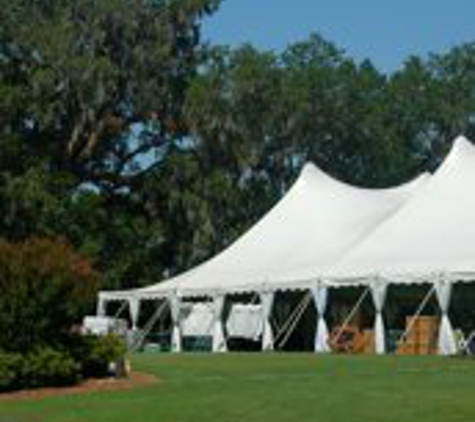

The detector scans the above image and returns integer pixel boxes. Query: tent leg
[370,280,388,355]
[312,284,330,353]
[212,294,227,353]
[435,280,457,355]
[170,294,182,353]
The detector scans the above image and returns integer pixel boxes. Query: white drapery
[226,304,263,340]
[370,281,387,354]
[311,284,330,353]
[96,297,106,317]
[212,295,227,352]
[170,294,182,352]
[435,280,457,355]
[128,297,141,330]
[260,292,275,351]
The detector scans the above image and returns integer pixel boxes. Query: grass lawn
[0,353,474,422]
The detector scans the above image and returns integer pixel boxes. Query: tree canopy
[1,1,475,291]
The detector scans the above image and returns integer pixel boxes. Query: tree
[0,0,221,286]
[0,0,220,190]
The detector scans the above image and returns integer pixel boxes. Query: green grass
[1,353,474,422]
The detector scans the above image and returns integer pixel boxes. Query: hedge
[0,334,126,392]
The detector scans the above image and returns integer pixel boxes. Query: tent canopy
[100,161,427,300]
[322,136,475,283]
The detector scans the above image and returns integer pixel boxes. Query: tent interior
[95,136,475,356]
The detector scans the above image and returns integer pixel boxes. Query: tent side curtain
[212,295,227,353]
[434,280,457,355]
[170,295,182,352]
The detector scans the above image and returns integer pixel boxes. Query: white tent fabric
[100,162,426,301]
[370,281,388,354]
[170,295,182,352]
[434,280,458,355]
[181,302,263,339]
[181,303,214,336]
[260,292,275,350]
[96,297,106,317]
[128,297,140,330]
[311,284,330,353]
[324,136,475,282]
[211,295,227,352]
[226,304,263,340]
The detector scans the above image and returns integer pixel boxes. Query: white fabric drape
[128,297,140,330]
[370,281,388,354]
[212,295,227,353]
[170,294,182,352]
[226,304,263,340]
[260,292,275,351]
[311,285,330,353]
[96,297,106,317]
[435,280,457,355]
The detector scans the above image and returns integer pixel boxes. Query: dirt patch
[0,371,158,402]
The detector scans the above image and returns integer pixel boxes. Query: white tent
[97,135,475,356]
[97,159,428,352]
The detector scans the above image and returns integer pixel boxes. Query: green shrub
[67,333,126,378]
[0,336,125,392]
[21,347,81,388]
[83,334,127,378]
[0,348,81,391]
[0,351,22,391]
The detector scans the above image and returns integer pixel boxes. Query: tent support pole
[273,292,311,346]
[275,292,312,350]
[397,284,435,346]
[331,286,370,346]
[131,299,169,352]
[113,300,128,319]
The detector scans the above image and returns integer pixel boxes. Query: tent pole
[331,286,370,346]
[131,299,169,352]
[397,284,435,346]
[273,291,311,345]
[434,279,458,355]
[113,300,128,319]
[275,292,312,350]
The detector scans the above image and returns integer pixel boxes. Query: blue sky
[203,0,475,73]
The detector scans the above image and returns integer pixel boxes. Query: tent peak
[434,135,475,177]
[447,135,474,162]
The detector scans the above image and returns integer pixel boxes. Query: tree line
[1,0,475,294]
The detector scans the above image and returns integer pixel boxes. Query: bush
[0,335,126,392]
[21,348,81,388]
[0,348,81,391]
[67,333,127,378]
[83,334,127,378]
[0,237,99,353]
[0,351,22,392]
